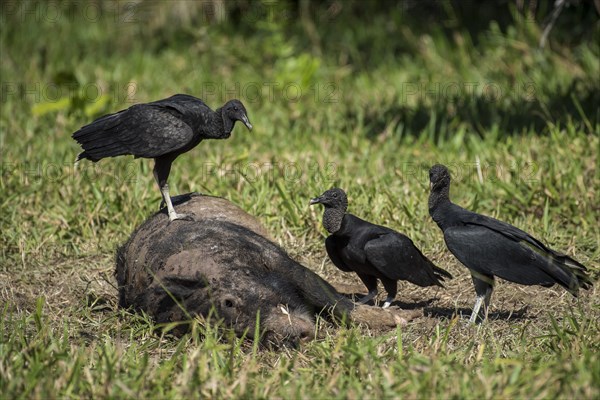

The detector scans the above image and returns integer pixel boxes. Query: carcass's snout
[295,316,316,343]
[262,305,316,348]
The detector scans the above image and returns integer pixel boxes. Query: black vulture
[72,94,252,221]
[310,188,452,308]
[428,164,593,322]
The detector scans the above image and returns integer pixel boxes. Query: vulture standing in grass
[428,164,593,323]
[72,94,252,221]
[310,188,452,308]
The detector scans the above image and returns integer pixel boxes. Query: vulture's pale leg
[381,278,398,309]
[470,273,495,324]
[382,297,395,309]
[470,295,485,324]
[153,158,193,222]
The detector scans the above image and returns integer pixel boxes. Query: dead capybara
[116,193,410,347]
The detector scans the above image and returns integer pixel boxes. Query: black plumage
[310,188,452,308]
[72,94,252,221]
[428,164,593,322]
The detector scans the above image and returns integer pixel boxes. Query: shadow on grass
[424,305,531,322]
[343,292,437,310]
[355,80,598,139]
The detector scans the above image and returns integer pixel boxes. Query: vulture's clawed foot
[168,212,195,222]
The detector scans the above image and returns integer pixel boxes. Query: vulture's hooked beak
[309,196,322,205]
[241,114,253,131]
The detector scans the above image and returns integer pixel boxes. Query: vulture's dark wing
[148,94,207,110]
[325,236,354,272]
[72,103,194,160]
[364,232,447,286]
[124,105,195,158]
[444,224,586,294]
[460,212,591,291]
[146,94,212,128]
[464,212,553,252]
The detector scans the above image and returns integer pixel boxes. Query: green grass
[1,1,599,398]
